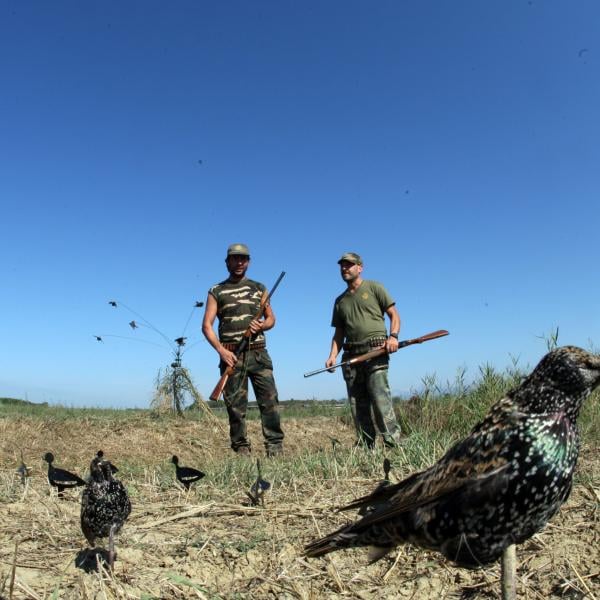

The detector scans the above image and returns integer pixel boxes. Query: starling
[81,453,131,569]
[305,346,600,568]
[43,452,86,498]
[171,455,205,489]
[246,459,271,506]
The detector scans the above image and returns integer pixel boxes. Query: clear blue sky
[1,1,598,408]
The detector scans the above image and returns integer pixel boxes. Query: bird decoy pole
[501,544,516,600]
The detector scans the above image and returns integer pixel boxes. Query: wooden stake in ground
[501,544,516,600]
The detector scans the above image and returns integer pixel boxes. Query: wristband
[389,332,399,339]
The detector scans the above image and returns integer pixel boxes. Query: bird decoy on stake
[358,457,392,517]
[247,459,271,506]
[171,455,205,490]
[16,451,31,485]
[81,452,131,570]
[43,452,86,498]
[305,346,600,599]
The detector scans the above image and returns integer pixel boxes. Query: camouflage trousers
[221,349,284,453]
[342,353,402,448]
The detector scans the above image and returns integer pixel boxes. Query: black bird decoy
[81,453,131,569]
[358,457,392,516]
[16,451,31,485]
[305,347,600,580]
[174,337,187,346]
[108,301,117,307]
[246,459,271,506]
[171,455,205,490]
[97,450,118,474]
[43,452,86,498]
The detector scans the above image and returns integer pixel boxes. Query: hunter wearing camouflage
[202,243,284,457]
[325,252,403,448]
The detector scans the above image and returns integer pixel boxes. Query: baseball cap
[227,243,250,257]
[337,252,363,265]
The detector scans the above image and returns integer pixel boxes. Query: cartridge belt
[221,341,266,352]
[343,336,387,355]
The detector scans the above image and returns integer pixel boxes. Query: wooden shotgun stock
[209,271,286,401]
[303,329,449,378]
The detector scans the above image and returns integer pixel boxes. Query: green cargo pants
[221,349,284,454]
[342,353,402,448]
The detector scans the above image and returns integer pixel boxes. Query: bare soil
[0,414,598,599]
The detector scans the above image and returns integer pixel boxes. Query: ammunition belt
[221,341,266,351]
[343,336,387,355]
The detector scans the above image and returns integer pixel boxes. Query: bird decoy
[358,457,392,516]
[305,346,600,596]
[246,459,271,506]
[97,451,118,474]
[171,455,205,490]
[43,452,86,497]
[16,451,31,485]
[174,337,187,346]
[81,453,131,569]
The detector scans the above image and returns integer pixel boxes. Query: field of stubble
[0,410,598,600]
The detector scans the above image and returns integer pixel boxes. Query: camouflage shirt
[209,278,267,345]
[332,280,394,344]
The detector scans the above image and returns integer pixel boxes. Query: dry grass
[0,412,598,600]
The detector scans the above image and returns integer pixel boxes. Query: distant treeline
[0,397,48,407]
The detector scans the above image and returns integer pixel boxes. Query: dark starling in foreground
[171,455,205,489]
[305,346,600,568]
[43,452,86,498]
[81,453,131,569]
[246,459,271,506]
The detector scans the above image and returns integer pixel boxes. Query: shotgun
[303,329,449,378]
[209,271,286,401]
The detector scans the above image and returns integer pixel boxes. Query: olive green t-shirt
[331,280,394,343]
[208,278,266,344]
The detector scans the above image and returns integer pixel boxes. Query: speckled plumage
[81,454,131,561]
[305,346,600,568]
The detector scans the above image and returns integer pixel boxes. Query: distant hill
[0,397,48,407]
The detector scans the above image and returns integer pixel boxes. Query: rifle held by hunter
[303,329,449,378]
[210,271,286,401]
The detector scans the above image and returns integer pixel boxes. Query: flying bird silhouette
[305,346,600,571]
[129,321,138,330]
[93,335,103,342]
[108,301,117,307]
[174,337,187,346]
[81,453,131,569]
[195,301,204,308]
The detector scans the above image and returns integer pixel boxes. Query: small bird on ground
[305,346,600,572]
[81,453,131,569]
[171,455,205,489]
[358,457,392,516]
[16,451,31,485]
[43,452,86,497]
[246,459,271,506]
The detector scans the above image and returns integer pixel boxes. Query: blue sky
[1,1,598,408]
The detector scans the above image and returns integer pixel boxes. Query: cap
[227,243,250,257]
[337,252,363,265]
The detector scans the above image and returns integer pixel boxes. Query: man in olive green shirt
[326,252,403,448]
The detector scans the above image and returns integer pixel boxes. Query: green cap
[337,252,363,265]
[227,243,250,257]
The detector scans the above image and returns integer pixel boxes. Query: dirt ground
[0,414,598,599]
